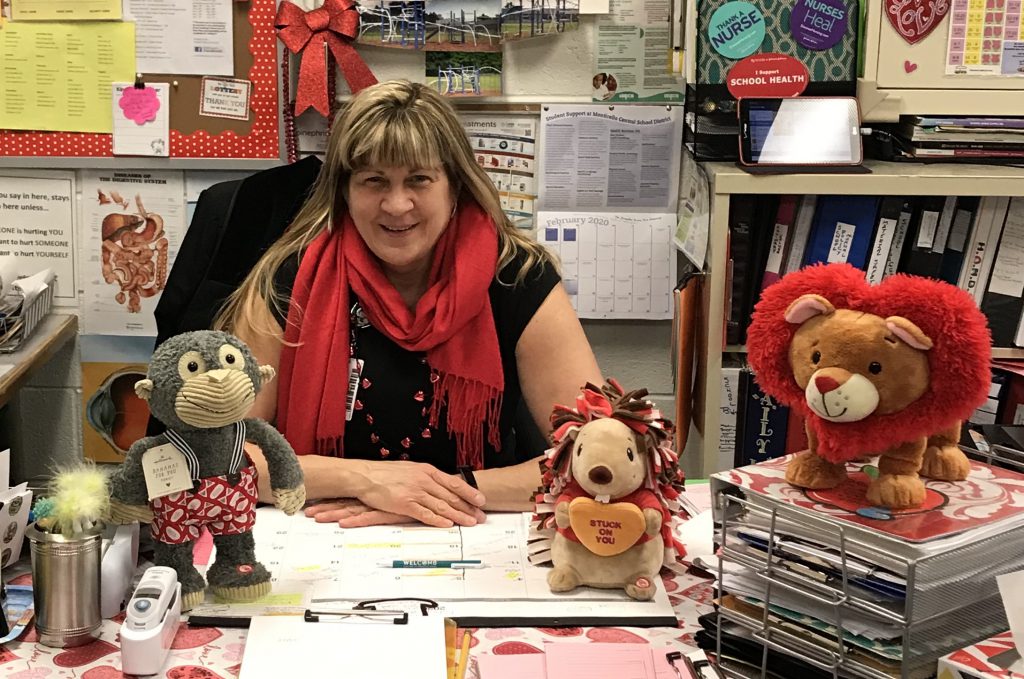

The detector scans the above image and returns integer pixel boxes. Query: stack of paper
[476,642,686,679]
[707,455,1024,678]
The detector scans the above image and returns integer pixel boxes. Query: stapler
[120,566,180,676]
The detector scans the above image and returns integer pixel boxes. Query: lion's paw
[866,473,925,509]
[920,445,970,482]
[785,451,847,490]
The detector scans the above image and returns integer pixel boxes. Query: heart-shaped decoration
[568,497,646,557]
[884,0,951,45]
[904,60,918,73]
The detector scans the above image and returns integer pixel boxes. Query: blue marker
[380,559,484,569]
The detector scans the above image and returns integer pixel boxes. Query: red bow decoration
[275,0,377,117]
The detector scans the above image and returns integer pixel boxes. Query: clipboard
[238,598,448,679]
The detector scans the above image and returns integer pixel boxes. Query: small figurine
[533,380,685,601]
[107,330,305,610]
[746,263,991,509]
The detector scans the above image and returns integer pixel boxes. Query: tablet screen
[741,98,862,165]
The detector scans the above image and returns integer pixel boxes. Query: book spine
[783,195,816,275]
[912,147,1024,158]
[760,196,797,290]
[883,200,914,279]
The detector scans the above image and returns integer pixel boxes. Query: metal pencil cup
[26,523,102,647]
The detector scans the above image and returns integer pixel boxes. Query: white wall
[9,14,676,482]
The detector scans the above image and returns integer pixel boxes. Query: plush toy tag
[345,358,364,422]
[142,444,194,500]
[568,497,646,557]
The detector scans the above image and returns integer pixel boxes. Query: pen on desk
[380,559,484,569]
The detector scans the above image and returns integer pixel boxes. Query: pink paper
[476,653,547,679]
[118,86,160,125]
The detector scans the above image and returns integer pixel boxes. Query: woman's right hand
[353,460,487,528]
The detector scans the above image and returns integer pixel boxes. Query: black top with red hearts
[272,249,561,473]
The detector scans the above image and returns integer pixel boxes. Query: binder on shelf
[938,197,979,285]
[782,195,817,276]
[981,197,1024,347]
[673,266,703,452]
[899,196,947,280]
[802,195,880,270]
[733,368,789,468]
[959,196,1011,305]
[865,196,905,284]
[759,195,797,291]
[882,199,915,279]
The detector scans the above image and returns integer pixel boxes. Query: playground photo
[425,50,503,96]
[359,0,503,52]
[499,0,580,41]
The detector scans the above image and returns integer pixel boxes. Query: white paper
[0,173,76,301]
[826,222,855,263]
[112,83,170,157]
[0,482,32,568]
[538,212,675,319]
[675,150,709,269]
[865,217,897,285]
[915,210,939,250]
[232,509,676,625]
[79,170,186,335]
[580,0,610,13]
[240,613,447,679]
[461,114,538,230]
[998,570,1024,669]
[595,0,682,103]
[124,0,233,76]
[11,268,53,307]
[199,76,251,121]
[294,110,329,158]
[539,105,682,212]
[0,449,9,493]
[988,197,1024,298]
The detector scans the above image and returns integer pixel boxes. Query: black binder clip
[134,73,145,89]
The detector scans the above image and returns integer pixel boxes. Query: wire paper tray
[709,477,1020,679]
[0,279,54,353]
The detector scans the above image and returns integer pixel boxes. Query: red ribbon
[275,0,377,117]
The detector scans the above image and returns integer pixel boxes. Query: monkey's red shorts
[150,466,258,544]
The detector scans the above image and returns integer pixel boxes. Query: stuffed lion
[746,263,991,509]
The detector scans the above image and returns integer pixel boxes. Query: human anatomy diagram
[97,190,169,313]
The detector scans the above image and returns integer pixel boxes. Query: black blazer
[153,156,323,347]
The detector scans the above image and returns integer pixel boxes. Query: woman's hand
[305,499,417,528]
[352,461,487,528]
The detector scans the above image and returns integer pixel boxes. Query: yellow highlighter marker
[455,630,471,679]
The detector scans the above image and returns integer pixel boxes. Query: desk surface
[0,568,713,678]
[0,313,77,410]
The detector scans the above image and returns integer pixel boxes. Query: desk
[0,314,77,410]
[0,568,714,678]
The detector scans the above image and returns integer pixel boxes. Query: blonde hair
[216,80,553,336]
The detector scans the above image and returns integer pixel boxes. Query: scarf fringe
[430,371,502,470]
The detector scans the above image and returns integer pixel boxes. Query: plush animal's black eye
[869,362,882,374]
[811,351,821,364]
[576,444,583,457]
[225,354,235,364]
[187,361,199,373]
[626,448,634,461]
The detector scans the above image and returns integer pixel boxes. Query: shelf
[724,345,747,353]
[0,314,77,410]
[993,348,1024,360]
[702,161,1024,198]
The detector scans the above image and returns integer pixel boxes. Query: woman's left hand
[304,499,417,528]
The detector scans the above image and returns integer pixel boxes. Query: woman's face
[347,165,455,280]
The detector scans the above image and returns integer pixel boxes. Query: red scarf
[276,201,503,469]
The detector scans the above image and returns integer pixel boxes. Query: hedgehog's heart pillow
[568,497,645,557]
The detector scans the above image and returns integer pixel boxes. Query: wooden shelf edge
[0,314,78,410]
[992,348,1024,360]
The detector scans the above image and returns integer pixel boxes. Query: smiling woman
[216,80,603,530]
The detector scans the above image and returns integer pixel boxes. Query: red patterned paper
[721,455,1024,542]
[946,631,1017,677]
[885,0,952,45]
[0,0,279,159]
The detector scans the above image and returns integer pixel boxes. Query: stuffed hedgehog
[531,381,686,601]
[107,330,305,611]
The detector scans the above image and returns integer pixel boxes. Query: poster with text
[593,0,682,102]
[462,113,537,229]
[79,170,186,335]
[0,172,77,302]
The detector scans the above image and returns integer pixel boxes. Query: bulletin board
[0,0,280,159]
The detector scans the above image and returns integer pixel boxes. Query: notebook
[238,611,447,679]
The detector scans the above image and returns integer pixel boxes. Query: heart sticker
[885,0,951,45]
[905,60,918,72]
[568,497,646,557]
